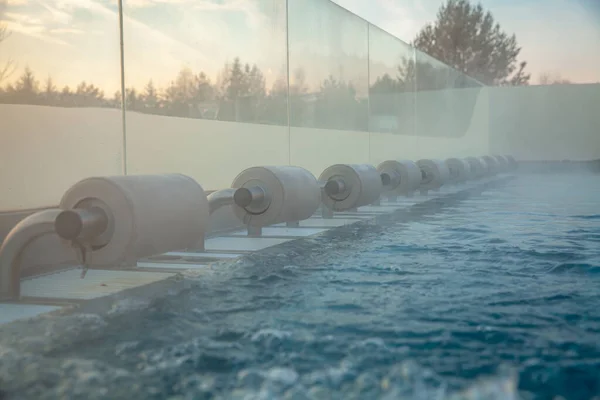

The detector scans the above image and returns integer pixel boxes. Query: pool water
[1,174,600,400]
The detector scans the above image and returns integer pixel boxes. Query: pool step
[20,269,175,301]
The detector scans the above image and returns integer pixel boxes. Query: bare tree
[0,22,16,84]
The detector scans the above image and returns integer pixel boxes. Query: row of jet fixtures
[0,155,516,300]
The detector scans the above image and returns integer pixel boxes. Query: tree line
[0,58,361,129]
[0,55,477,129]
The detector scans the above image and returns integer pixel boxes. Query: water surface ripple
[1,175,600,399]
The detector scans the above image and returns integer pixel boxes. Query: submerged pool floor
[1,174,600,400]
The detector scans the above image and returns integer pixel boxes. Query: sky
[333,0,600,84]
[0,0,599,95]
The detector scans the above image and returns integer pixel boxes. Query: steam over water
[1,174,599,399]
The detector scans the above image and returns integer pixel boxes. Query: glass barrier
[414,50,451,140]
[450,67,483,142]
[367,24,419,164]
[122,0,288,126]
[121,0,290,191]
[287,0,369,132]
[368,24,416,135]
[0,0,492,212]
[0,0,124,211]
[287,0,370,177]
[414,49,481,140]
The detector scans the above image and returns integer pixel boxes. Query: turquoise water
[1,174,600,399]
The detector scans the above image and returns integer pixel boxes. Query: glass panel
[414,50,482,139]
[122,0,288,126]
[121,0,290,190]
[287,0,369,132]
[368,24,415,135]
[0,0,123,211]
[367,24,419,164]
[448,67,482,141]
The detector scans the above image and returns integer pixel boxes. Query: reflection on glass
[0,0,123,210]
[0,1,122,108]
[368,25,415,135]
[288,0,368,131]
[121,0,288,125]
[415,51,452,91]
[414,50,482,138]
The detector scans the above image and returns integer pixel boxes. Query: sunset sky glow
[0,0,598,94]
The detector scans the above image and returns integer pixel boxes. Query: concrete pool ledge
[0,176,514,327]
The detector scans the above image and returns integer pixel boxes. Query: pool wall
[488,83,600,162]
